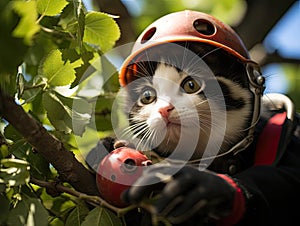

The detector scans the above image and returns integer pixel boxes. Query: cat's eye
[181,77,203,94]
[140,88,156,104]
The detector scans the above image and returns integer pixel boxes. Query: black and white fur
[121,42,254,160]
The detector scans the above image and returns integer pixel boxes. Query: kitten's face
[122,44,253,160]
[130,64,208,158]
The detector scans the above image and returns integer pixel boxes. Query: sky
[263,1,300,93]
[264,1,300,59]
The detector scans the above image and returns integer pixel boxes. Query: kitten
[120,42,253,161]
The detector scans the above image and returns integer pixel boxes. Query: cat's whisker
[121,128,138,139]
[181,47,221,76]
[148,130,159,150]
[181,42,189,70]
[194,99,209,106]
[200,47,222,60]
[122,121,146,134]
[122,122,148,140]
[132,126,149,139]
[136,129,153,150]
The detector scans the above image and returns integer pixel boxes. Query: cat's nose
[159,104,174,119]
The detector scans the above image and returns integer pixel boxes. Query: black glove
[123,164,245,225]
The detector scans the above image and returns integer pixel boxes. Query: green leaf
[17,72,25,99]
[61,48,81,64]
[49,217,64,226]
[94,95,115,131]
[37,0,69,16]
[49,196,75,218]
[43,91,92,135]
[43,91,73,134]
[4,124,22,142]
[9,141,51,180]
[58,2,86,45]
[101,56,119,93]
[8,140,29,158]
[0,183,5,193]
[0,73,17,97]
[29,152,52,180]
[12,0,40,45]
[0,158,30,187]
[24,31,58,70]
[21,85,44,104]
[0,1,29,76]
[0,144,9,159]
[77,5,86,46]
[71,48,96,88]
[39,49,76,86]
[59,3,79,33]
[0,194,10,225]
[7,197,49,226]
[81,207,122,226]
[65,201,89,226]
[83,12,120,52]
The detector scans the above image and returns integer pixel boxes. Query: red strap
[254,112,286,166]
[217,174,246,226]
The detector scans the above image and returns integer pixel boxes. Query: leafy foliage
[84,12,120,52]
[36,0,68,16]
[0,159,30,187]
[7,196,49,226]
[39,49,76,86]
[0,0,122,225]
[81,206,123,226]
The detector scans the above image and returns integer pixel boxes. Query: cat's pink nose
[159,104,174,119]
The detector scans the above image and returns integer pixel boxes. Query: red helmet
[119,10,265,154]
[119,10,255,87]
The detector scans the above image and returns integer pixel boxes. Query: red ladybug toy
[96,147,152,207]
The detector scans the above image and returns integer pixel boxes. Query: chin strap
[233,62,265,154]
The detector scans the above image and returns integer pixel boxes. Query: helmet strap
[232,62,265,155]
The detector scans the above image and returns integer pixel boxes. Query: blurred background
[84,0,300,110]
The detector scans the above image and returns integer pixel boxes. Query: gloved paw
[123,163,245,224]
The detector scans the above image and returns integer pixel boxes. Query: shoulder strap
[255,112,286,165]
[254,94,295,166]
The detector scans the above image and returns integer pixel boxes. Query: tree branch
[30,177,137,216]
[0,88,99,195]
[263,52,300,66]
[250,44,300,66]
